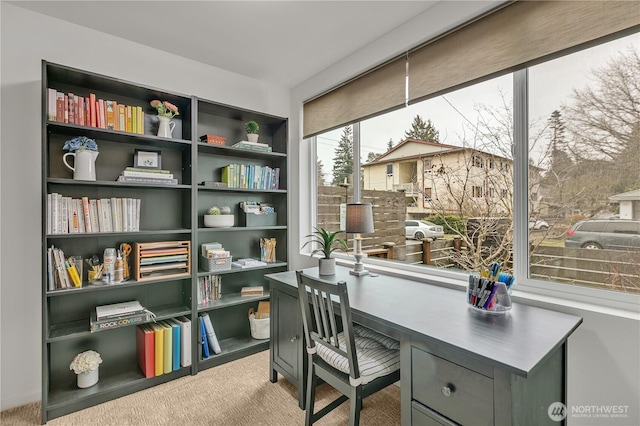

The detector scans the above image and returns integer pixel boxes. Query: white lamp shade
[345,203,374,234]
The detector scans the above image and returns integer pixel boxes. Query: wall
[289,2,639,425]
[0,3,289,410]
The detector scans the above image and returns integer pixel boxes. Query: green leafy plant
[208,206,231,215]
[301,227,348,259]
[244,120,259,134]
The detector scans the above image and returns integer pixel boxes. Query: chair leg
[305,362,317,426]
[348,387,362,426]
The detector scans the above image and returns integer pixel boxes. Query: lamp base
[349,268,369,277]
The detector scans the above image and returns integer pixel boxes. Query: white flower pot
[77,368,99,388]
[318,258,336,276]
[204,214,234,228]
[247,133,259,143]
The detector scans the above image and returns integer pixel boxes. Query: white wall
[0,3,289,410]
[289,2,640,425]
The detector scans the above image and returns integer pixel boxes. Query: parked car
[565,219,640,250]
[529,220,549,230]
[405,220,444,240]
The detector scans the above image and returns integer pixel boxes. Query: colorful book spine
[136,324,155,378]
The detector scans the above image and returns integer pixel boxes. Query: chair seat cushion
[316,326,400,385]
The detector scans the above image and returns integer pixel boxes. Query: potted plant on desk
[302,227,348,276]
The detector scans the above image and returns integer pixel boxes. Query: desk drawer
[412,400,457,426]
[412,347,493,426]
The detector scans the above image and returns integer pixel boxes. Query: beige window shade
[303,57,406,138]
[408,1,640,104]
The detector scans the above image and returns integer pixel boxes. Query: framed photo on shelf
[133,149,162,169]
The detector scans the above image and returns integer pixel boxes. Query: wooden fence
[317,186,406,257]
[530,246,640,293]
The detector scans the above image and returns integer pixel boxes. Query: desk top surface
[266,266,583,377]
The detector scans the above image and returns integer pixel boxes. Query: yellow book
[125,106,132,133]
[136,106,144,134]
[118,104,125,131]
[150,323,164,376]
[131,106,138,134]
[158,321,173,374]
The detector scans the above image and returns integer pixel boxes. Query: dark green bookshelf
[41,61,288,423]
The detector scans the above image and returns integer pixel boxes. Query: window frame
[307,50,639,316]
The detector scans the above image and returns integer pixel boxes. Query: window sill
[334,254,640,321]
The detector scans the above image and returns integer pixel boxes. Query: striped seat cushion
[315,327,400,385]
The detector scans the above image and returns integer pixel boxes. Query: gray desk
[266,267,582,425]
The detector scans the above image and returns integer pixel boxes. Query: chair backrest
[296,271,360,380]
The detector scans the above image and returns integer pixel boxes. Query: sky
[315,33,639,183]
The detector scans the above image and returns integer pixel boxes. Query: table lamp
[345,202,374,276]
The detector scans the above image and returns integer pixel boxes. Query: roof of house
[363,138,507,166]
[609,189,640,202]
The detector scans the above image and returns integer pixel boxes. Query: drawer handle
[290,335,298,342]
[441,383,455,397]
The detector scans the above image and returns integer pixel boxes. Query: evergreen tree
[366,152,381,162]
[387,138,394,151]
[331,127,353,186]
[317,160,326,186]
[403,115,440,142]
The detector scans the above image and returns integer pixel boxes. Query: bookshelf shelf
[47,304,191,342]
[47,366,190,413]
[41,61,288,422]
[199,336,269,366]
[197,291,271,312]
[196,261,287,277]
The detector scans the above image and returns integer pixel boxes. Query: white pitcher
[63,149,98,181]
[157,116,175,138]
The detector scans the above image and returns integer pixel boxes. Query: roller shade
[408,1,640,104]
[303,56,406,138]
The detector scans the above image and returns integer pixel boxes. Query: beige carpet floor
[1,350,400,425]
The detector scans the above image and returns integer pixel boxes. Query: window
[527,32,640,294]
[423,159,432,173]
[311,23,638,301]
[386,164,393,176]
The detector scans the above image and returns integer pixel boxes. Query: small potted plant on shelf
[204,205,234,228]
[70,350,102,388]
[245,120,260,143]
[301,227,348,276]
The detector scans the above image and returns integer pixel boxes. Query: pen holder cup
[467,276,511,313]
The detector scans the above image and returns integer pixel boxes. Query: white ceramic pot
[63,149,98,181]
[204,214,234,228]
[318,258,336,276]
[247,133,259,143]
[157,116,176,138]
[77,368,99,388]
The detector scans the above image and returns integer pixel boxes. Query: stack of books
[117,167,178,185]
[231,140,272,152]
[90,300,155,333]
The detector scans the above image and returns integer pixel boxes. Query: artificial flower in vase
[150,100,179,138]
[70,350,102,388]
[62,136,99,181]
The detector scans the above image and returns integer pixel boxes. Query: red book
[56,92,65,123]
[89,93,97,127]
[136,324,155,378]
[67,93,75,124]
[64,94,69,123]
